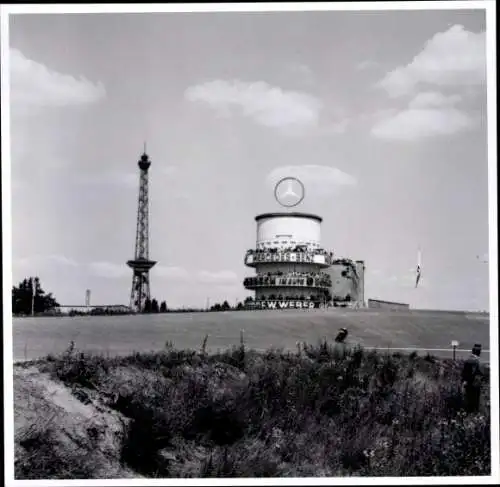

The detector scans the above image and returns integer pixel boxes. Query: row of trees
[12,277,59,316]
[12,275,259,316]
[209,298,253,312]
[142,298,168,313]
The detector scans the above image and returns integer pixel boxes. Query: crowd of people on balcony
[246,246,333,258]
[243,271,332,288]
[255,293,327,302]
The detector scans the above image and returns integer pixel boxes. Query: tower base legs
[129,270,151,312]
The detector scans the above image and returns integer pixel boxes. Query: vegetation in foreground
[15,340,491,479]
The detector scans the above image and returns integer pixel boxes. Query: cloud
[287,63,315,85]
[357,60,379,71]
[328,119,351,133]
[377,25,486,98]
[266,165,356,196]
[369,267,427,290]
[185,79,322,133]
[47,255,79,267]
[77,172,138,189]
[14,254,80,270]
[88,263,191,281]
[408,91,462,109]
[115,173,138,188]
[197,270,239,285]
[155,265,191,280]
[88,262,129,279]
[371,89,477,140]
[86,263,238,286]
[371,102,476,141]
[10,47,106,108]
[161,166,178,177]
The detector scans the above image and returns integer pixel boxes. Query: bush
[30,341,490,478]
[16,427,97,479]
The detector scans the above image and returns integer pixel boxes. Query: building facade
[327,259,365,307]
[243,212,364,309]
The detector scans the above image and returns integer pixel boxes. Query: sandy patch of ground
[14,365,139,479]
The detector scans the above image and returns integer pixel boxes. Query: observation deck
[126,258,157,272]
[243,272,332,290]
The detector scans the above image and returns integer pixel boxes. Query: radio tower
[127,146,157,312]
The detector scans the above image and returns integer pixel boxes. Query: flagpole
[415,247,422,289]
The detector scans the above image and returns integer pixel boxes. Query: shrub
[16,426,97,479]
[26,341,490,479]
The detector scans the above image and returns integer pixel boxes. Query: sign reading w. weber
[255,300,318,309]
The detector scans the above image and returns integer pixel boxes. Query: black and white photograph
[1,2,498,484]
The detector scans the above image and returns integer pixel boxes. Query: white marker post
[31,277,36,317]
[451,340,459,361]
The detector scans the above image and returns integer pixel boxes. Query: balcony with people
[255,292,327,301]
[243,270,332,290]
[244,246,334,267]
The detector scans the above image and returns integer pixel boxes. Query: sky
[5,6,492,311]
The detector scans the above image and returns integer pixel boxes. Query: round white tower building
[244,212,334,309]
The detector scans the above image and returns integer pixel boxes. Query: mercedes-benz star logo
[274,177,305,208]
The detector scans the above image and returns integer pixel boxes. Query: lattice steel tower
[127,148,157,312]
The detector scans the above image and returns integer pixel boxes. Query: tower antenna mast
[126,147,157,312]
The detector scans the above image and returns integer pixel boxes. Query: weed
[22,340,490,478]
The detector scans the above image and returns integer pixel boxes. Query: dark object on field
[461,344,483,413]
[335,328,348,343]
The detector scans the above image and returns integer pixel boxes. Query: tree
[12,277,59,316]
[143,298,152,313]
[221,300,230,311]
[151,299,159,313]
[236,302,244,310]
[160,301,167,313]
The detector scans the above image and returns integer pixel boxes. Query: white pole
[31,277,35,316]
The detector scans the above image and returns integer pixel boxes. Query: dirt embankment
[14,364,139,479]
[12,345,491,479]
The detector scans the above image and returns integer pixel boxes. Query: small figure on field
[335,327,348,343]
[461,344,484,413]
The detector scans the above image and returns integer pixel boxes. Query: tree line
[142,298,167,313]
[12,275,255,316]
[12,277,59,316]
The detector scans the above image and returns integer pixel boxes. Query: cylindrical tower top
[138,152,151,171]
[255,212,322,223]
[255,212,323,250]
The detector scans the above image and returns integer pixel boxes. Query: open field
[12,308,490,362]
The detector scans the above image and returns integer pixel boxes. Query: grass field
[13,308,490,362]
